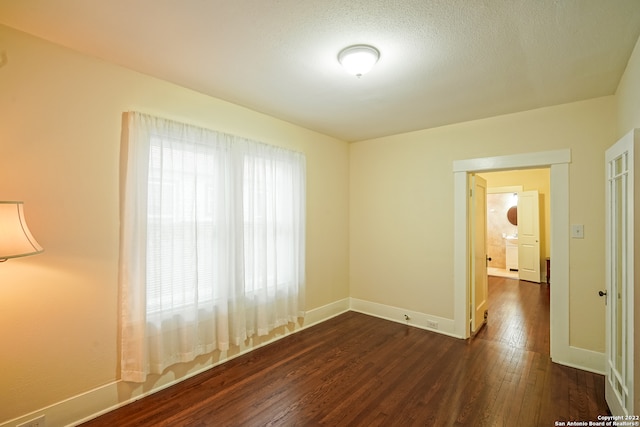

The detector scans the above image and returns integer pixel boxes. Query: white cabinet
[506,240,518,271]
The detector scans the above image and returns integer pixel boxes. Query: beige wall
[617,35,640,136]
[0,25,349,422]
[350,97,615,350]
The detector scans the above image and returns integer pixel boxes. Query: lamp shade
[338,45,380,77]
[0,201,44,261]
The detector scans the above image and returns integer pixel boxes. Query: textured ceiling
[1,0,640,142]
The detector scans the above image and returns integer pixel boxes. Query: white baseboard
[303,298,350,328]
[552,345,606,375]
[2,298,602,427]
[1,299,350,427]
[349,298,460,338]
[349,298,606,375]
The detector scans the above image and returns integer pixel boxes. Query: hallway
[476,275,550,354]
[472,276,608,423]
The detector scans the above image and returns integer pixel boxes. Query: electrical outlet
[17,415,45,427]
[426,320,439,329]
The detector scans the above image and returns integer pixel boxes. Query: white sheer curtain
[119,112,306,382]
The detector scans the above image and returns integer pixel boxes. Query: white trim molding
[453,149,572,172]
[2,290,604,427]
[564,346,606,375]
[452,149,600,370]
[349,298,458,338]
[2,299,351,427]
[487,185,523,194]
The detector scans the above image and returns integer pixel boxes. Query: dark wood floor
[82,277,609,426]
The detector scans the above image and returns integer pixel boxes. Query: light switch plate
[571,224,584,239]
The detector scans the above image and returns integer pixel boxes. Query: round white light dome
[338,45,380,77]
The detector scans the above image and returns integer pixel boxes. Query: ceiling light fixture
[338,45,380,77]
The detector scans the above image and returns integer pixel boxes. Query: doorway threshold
[488,267,518,280]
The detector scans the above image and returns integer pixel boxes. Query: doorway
[486,187,522,280]
[453,149,572,366]
[480,169,550,283]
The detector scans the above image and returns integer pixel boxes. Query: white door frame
[453,149,571,366]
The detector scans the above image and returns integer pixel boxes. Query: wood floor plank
[81,277,609,426]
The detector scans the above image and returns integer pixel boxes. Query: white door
[470,174,488,335]
[517,190,541,283]
[604,129,637,416]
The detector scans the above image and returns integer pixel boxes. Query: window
[119,112,306,382]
